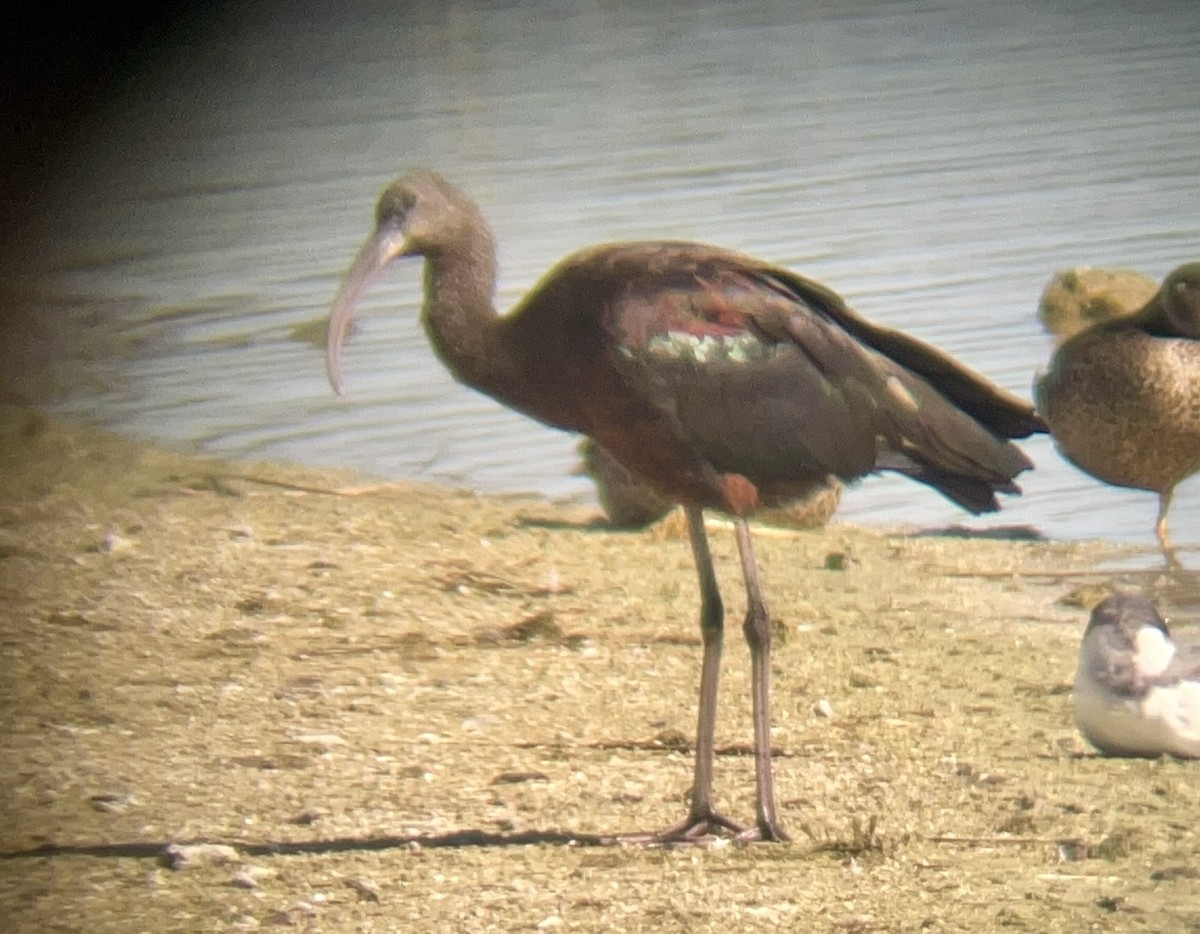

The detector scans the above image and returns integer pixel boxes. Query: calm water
[8,0,1200,548]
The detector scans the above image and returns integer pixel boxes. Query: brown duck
[1036,262,1200,553]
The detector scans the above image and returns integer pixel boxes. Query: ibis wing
[603,252,1034,513]
[766,267,1048,440]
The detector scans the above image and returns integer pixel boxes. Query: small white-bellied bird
[1074,593,1200,758]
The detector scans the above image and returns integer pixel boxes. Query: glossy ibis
[325,169,1047,843]
[1036,262,1200,557]
[1074,593,1200,758]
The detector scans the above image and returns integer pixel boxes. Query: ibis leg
[733,517,789,842]
[632,507,750,844]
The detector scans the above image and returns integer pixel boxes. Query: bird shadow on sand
[518,514,1054,539]
[0,829,622,864]
[910,523,1045,541]
[0,737,808,865]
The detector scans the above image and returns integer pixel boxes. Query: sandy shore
[1,407,1198,932]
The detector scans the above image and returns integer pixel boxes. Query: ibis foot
[618,808,788,847]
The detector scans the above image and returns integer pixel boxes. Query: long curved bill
[325,220,409,394]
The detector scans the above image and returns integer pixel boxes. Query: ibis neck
[420,225,503,389]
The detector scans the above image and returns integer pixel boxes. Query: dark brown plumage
[578,437,842,530]
[1036,262,1200,556]
[326,169,1046,843]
